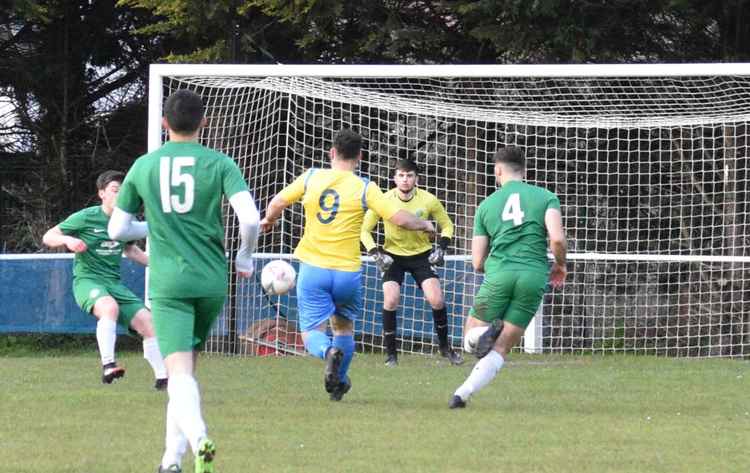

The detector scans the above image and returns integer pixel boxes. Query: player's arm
[360,209,380,253]
[123,243,148,266]
[229,190,261,278]
[367,183,435,235]
[428,198,454,265]
[388,210,435,234]
[471,204,488,273]
[361,208,393,274]
[471,236,489,273]
[108,208,148,241]
[260,171,306,232]
[108,167,148,241]
[545,207,567,288]
[42,224,87,253]
[260,194,292,232]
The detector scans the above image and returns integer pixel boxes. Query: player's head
[331,128,362,161]
[394,159,418,193]
[96,170,124,207]
[163,89,206,136]
[493,146,525,182]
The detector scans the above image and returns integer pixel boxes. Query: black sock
[382,309,397,356]
[433,307,449,348]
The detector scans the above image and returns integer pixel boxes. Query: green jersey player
[109,90,259,473]
[42,170,167,389]
[449,147,567,409]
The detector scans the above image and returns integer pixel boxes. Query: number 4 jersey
[279,168,399,272]
[474,180,561,274]
[116,141,249,298]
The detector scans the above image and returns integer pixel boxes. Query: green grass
[2,350,749,473]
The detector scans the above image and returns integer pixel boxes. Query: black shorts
[383,250,439,287]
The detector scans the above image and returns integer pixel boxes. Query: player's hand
[66,237,87,253]
[259,217,276,233]
[236,255,255,279]
[549,262,567,289]
[369,249,393,275]
[422,221,436,238]
[428,246,445,266]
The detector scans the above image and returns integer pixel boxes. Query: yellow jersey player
[361,159,463,366]
[260,129,435,401]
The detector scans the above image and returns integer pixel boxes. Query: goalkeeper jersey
[361,188,453,256]
[474,180,560,273]
[116,141,249,298]
[279,168,399,271]
[59,205,125,281]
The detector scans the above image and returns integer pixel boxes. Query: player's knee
[383,298,399,310]
[131,310,155,337]
[330,314,353,334]
[93,297,119,320]
[497,322,524,356]
[426,293,444,309]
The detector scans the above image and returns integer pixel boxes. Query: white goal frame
[148,63,750,358]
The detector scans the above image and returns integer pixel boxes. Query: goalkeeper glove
[369,247,394,275]
[428,237,451,266]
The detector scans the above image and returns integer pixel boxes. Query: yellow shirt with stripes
[279,168,400,271]
[361,188,453,256]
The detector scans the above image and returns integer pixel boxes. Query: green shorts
[150,297,225,357]
[73,278,146,331]
[469,270,547,329]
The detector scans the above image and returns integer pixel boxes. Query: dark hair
[395,159,419,174]
[333,128,362,160]
[493,147,525,173]
[96,170,125,191]
[164,89,205,134]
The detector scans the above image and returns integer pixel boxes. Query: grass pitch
[2,350,748,473]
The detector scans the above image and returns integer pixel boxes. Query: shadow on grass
[0,333,143,357]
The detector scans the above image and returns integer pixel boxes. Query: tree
[0,0,158,251]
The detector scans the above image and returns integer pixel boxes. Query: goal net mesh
[155,73,750,358]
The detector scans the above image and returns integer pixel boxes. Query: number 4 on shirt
[501,193,524,226]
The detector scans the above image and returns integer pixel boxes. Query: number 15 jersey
[279,168,399,272]
[116,141,249,298]
[474,180,560,274]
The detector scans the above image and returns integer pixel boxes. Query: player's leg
[128,308,168,389]
[327,268,362,400]
[450,271,546,408]
[91,296,124,381]
[151,297,210,472]
[113,283,169,389]
[382,281,401,366]
[329,314,353,401]
[297,263,335,360]
[74,279,124,383]
[381,257,404,366]
[187,296,225,473]
[419,274,463,365]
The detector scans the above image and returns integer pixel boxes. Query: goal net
[148,64,750,358]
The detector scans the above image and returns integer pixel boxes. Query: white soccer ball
[463,325,490,354]
[261,260,296,296]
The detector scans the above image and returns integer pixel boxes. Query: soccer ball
[463,325,490,354]
[260,260,296,296]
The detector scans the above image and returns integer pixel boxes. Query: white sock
[454,350,505,401]
[161,397,189,469]
[96,318,117,365]
[143,337,167,379]
[167,374,207,454]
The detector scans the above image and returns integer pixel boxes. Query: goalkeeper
[361,159,463,366]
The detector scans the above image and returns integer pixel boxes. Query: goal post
[147,63,750,358]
